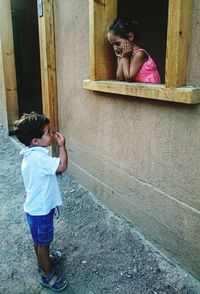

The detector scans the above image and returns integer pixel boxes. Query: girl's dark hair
[107,18,140,40]
[14,112,50,146]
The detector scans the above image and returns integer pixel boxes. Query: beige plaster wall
[54,0,200,279]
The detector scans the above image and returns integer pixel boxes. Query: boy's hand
[54,132,65,147]
[122,41,132,58]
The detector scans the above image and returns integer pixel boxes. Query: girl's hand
[115,52,122,58]
[54,132,65,147]
[122,41,133,58]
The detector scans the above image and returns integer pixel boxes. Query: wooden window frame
[83,0,200,104]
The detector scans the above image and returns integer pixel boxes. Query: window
[83,0,200,104]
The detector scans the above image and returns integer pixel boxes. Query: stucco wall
[54,0,200,279]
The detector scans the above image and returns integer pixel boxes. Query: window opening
[117,0,168,84]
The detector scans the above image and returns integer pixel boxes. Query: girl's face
[107,32,127,56]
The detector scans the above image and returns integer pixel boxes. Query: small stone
[133,266,137,273]
[81,260,87,264]
[126,269,133,278]
[69,189,76,193]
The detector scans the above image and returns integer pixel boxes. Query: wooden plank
[83,79,200,104]
[0,36,8,132]
[37,0,58,133]
[165,0,192,87]
[89,0,117,80]
[0,0,18,131]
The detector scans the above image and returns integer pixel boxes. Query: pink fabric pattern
[133,49,161,84]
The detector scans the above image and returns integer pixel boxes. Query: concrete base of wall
[68,139,200,280]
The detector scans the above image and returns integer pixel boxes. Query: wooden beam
[89,0,117,80]
[165,0,192,87]
[37,0,58,132]
[0,0,18,131]
[83,79,200,104]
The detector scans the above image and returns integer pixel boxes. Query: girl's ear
[128,32,134,42]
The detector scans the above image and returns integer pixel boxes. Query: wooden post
[0,0,19,132]
[37,0,58,133]
[165,0,192,87]
[89,0,117,80]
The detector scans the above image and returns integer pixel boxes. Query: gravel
[0,122,199,294]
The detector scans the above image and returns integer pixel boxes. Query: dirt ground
[0,122,200,294]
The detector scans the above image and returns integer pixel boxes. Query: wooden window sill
[83,79,200,104]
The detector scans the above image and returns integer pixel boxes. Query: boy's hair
[107,17,140,40]
[14,112,50,146]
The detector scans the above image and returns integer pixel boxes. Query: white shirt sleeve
[39,153,60,175]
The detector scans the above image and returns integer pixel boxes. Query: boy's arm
[54,132,68,173]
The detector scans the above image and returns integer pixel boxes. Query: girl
[107,18,161,84]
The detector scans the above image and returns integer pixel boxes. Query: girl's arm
[116,57,125,81]
[122,42,147,82]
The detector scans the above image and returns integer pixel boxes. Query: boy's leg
[38,244,67,290]
[38,244,51,275]
[34,244,39,259]
[26,212,67,290]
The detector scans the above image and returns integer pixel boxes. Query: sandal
[36,250,62,272]
[39,270,68,292]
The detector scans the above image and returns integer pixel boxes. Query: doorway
[11,0,42,116]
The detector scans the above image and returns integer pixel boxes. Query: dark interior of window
[117,0,169,84]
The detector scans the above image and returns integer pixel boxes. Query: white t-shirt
[20,146,63,215]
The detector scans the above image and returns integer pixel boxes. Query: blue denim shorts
[26,209,54,245]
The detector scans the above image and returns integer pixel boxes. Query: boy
[14,112,68,292]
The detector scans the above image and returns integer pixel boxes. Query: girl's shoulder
[131,48,149,63]
[132,48,149,57]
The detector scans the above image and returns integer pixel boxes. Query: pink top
[132,49,161,84]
